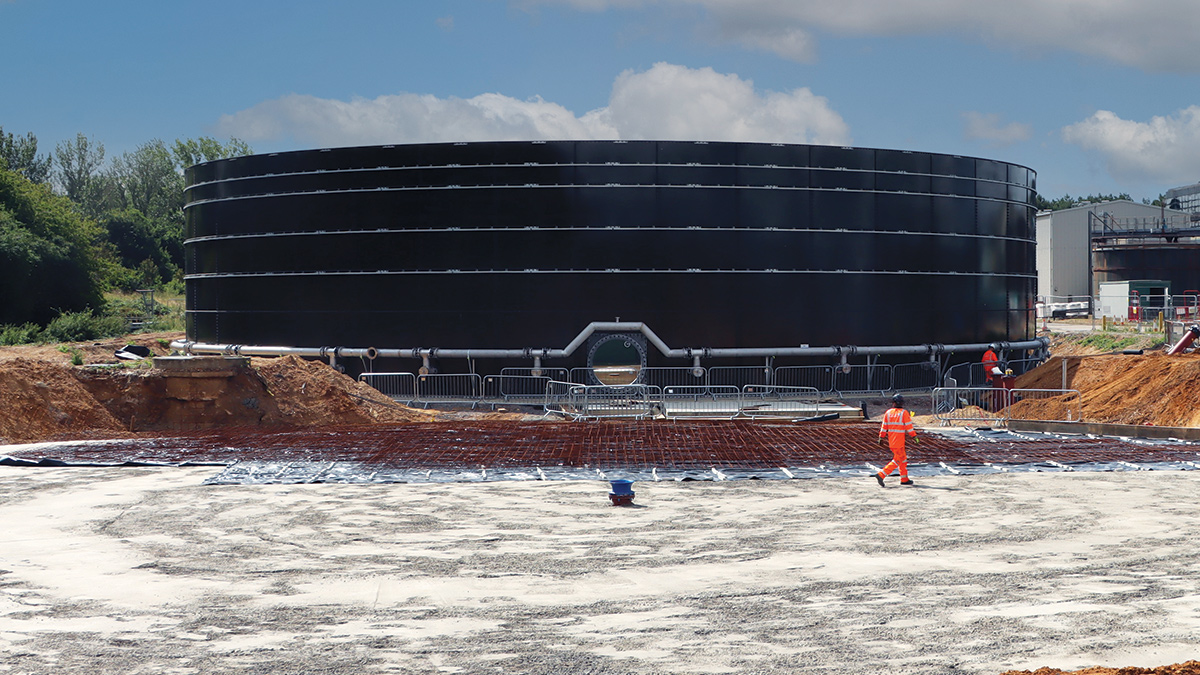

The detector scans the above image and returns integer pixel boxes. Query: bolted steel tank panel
[184,140,1037,360]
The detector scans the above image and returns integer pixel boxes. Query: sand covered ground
[2,466,1199,674]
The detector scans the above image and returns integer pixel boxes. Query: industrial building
[1165,181,1200,215]
[182,140,1039,382]
[1036,200,1195,313]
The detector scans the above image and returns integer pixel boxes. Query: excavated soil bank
[1001,663,1200,675]
[0,333,437,444]
[1015,351,1200,427]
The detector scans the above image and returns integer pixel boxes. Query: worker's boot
[875,473,885,487]
[900,479,914,486]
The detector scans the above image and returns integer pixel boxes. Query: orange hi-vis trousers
[879,407,916,479]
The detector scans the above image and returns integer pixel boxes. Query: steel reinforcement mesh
[5,421,1200,474]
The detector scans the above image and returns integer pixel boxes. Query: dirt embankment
[1014,350,1200,427]
[0,333,438,445]
[1001,662,1200,675]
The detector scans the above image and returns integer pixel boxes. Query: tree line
[0,125,250,335]
[1035,192,1168,211]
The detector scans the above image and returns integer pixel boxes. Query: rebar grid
[9,421,1199,469]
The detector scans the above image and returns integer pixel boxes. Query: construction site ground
[2,329,1199,674]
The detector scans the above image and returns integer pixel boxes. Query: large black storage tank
[184,140,1037,366]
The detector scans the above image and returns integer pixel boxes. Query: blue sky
[3,0,1200,201]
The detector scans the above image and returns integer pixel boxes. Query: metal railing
[541,381,827,420]
[708,366,772,388]
[360,357,1049,417]
[738,385,825,419]
[659,384,740,419]
[774,365,836,392]
[417,374,483,407]
[892,361,941,391]
[484,368,570,402]
[544,382,659,420]
[358,372,418,402]
[932,387,1081,426]
[834,364,892,396]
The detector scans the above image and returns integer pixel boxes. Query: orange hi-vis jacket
[879,407,916,452]
[982,349,999,383]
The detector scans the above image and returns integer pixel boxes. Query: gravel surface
[2,467,1199,674]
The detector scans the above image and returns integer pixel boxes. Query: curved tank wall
[184,140,1037,363]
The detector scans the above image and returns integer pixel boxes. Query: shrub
[0,322,42,345]
[42,310,129,343]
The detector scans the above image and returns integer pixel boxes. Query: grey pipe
[171,324,1048,363]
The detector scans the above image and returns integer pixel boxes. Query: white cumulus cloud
[522,0,1200,71]
[962,112,1033,147]
[1062,108,1200,185]
[604,63,848,143]
[215,62,849,148]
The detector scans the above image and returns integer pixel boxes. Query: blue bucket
[609,479,634,496]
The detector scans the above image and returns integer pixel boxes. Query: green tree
[0,127,52,184]
[107,139,183,224]
[53,133,110,216]
[172,136,252,168]
[101,208,176,289]
[0,167,107,326]
[1035,192,1135,211]
[96,136,251,290]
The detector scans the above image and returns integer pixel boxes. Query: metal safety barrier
[932,387,1081,426]
[359,357,1049,415]
[544,381,658,420]
[739,385,825,419]
[485,368,570,402]
[834,364,891,396]
[943,362,990,389]
[774,365,835,393]
[892,361,940,392]
[416,373,483,408]
[659,384,741,419]
[541,381,827,420]
[637,366,708,389]
[708,365,773,388]
[358,372,418,403]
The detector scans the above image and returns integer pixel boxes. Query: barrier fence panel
[569,367,647,386]
[740,385,824,419]
[1171,293,1200,321]
[932,387,1081,426]
[708,366,772,388]
[484,374,560,402]
[500,367,570,381]
[944,362,989,388]
[572,384,660,419]
[358,372,418,402]
[931,387,1005,425]
[774,365,835,392]
[1004,388,1082,422]
[416,373,483,406]
[544,380,582,419]
[638,366,707,390]
[835,364,891,396]
[660,384,740,419]
[891,361,941,392]
[1004,358,1042,377]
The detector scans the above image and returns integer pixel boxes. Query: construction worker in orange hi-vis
[981,344,1000,385]
[981,343,1002,410]
[875,393,919,487]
